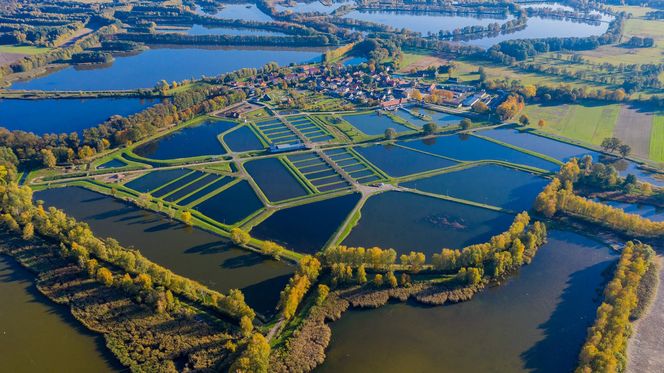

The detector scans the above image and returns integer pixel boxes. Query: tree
[423,122,438,135]
[357,264,367,284]
[262,241,283,260]
[386,271,398,288]
[230,333,270,373]
[384,128,397,139]
[96,267,114,287]
[240,315,253,337]
[460,118,472,130]
[231,228,251,245]
[373,273,384,287]
[537,119,546,128]
[22,222,34,240]
[601,137,622,153]
[40,149,57,168]
[180,211,193,226]
[410,89,423,101]
[518,115,530,126]
[315,284,329,306]
[471,101,489,114]
[618,144,631,158]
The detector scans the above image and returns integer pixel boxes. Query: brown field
[400,55,448,74]
[614,106,654,159]
[0,52,26,66]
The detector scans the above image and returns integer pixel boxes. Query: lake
[158,24,286,36]
[0,255,120,372]
[275,0,354,14]
[195,4,273,22]
[319,230,616,373]
[11,47,322,91]
[34,186,292,315]
[0,98,156,134]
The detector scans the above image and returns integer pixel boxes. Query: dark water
[178,176,234,206]
[0,98,155,134]
[251,193,360,254]
[0,256,121,372]
[12,47,322,90]
[343,113,412,136]
[224,125,265,152]
[245,157,309,202]
[124,168,191,193]
[400,134,560,171]
[479,127,664,186]
[159,24,286,36]
[134,119,236,160]
[152,171,206,198]
[402,164,549,211]
[163,173,220,202]
[97,158,127,169]
[319,230,616,373]
[343,191,515,255]
[192,180,264,225]
[35,187,292,315]
[354,144,458,177]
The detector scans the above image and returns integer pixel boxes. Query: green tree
[519,114,530,126]
[230,333,270,373]
[618,144,631,158]
[384,127,397,139]
[423,122,438,135]
[460,118,472,130]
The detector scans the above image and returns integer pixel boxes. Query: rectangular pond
[124,168,191,193]
[354,144,458,177]
[251,193,360,254]
[402,164,549,211]
[192,180,264,225]
[177,176,234,206]
[343,113,412,136]
[223,125,265,152]
[343,191,516,256]
[35,186,289,316]
[400,134,560,171]
[394,106,465,128]
[244,157,309,202]
[0,98,157,135]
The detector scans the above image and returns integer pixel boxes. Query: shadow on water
[185,240,232,255]
[522,261,611,373]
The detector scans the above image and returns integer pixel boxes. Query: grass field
[522,103,620,146]
[650,116,664,163]
[0,45,51,55]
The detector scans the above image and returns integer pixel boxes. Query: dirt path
[614,106,653,159]
[0,52,27,67]
[627,255,664,373]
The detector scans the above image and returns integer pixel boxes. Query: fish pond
[223,125,265,152]
[394,106,465,128]
[343,112,413,136]
[320,230,616,372]
[251,193,360,254]
[11,47,322,91]
[400,134,560,171]
[0,98,156,134]
[343,191,516,255]
[134,119,236,160]
[34,186,290,315]
[354,144,457,177]
[0,255,121,372]
[402,164,549,211]
[245,158,310,202]
[192,180,264,225]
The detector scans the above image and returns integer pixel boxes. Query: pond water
[158,24,285,36]
[124,168,191,193]
[402,164,549,211]
[463,15,609,48]
[344,10,511,36]
[192,180,264,225]
[394,106,464,128]
[0,98,155,135]
[343,191,516,255]
[245,157,309,202]
[275,0,354,14]
[35,186,291,315]
[354,144,458,177]
[134,119,236,160]
[223,125,265,152]
[251,193,360,254]
[400,134,560,171]
[319,230,616,373]
[343,56,368,66]
[195,4,273,22]
[0,255,121,372]
[11,47,322,90]
[97,158,127,169]
[343,113,412,136]
[478,127,664,186]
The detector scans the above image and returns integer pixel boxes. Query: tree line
[576,241,655,373]
[535,159,664,237]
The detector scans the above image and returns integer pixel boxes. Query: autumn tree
[96,267,114,287]
[180,211,193,226]
[231,228,251,246]
[40,149,57,168]
[423,122,438,135]
[537,119,546,128]
[230,333,270,373]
